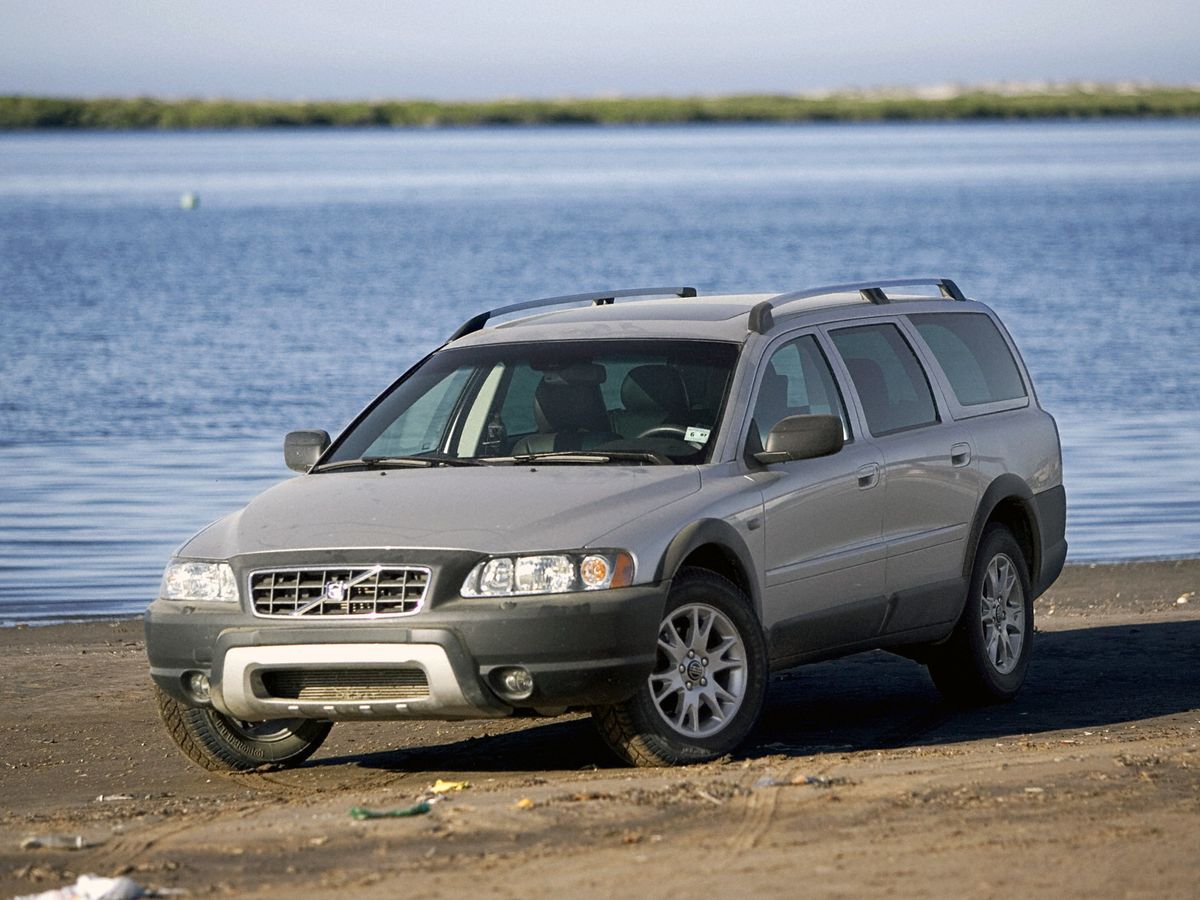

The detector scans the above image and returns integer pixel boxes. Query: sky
[2,0,1198,100]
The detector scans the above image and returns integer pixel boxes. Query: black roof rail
[747,277,966,334]
[447,286,698,342]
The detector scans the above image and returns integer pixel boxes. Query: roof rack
[747,277,966,335]
[447,286,698,341]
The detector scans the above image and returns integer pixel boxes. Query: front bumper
[145,582,668,721]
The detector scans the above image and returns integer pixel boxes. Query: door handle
[856,463,880,489]
[951,443,972,467]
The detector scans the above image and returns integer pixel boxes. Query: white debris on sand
[14,874,145,900]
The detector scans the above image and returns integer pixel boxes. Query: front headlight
[160,560,238,603]
[461,551,634,597]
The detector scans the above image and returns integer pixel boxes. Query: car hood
[179,465,702,558]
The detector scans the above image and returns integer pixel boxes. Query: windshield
[324,340,740,467]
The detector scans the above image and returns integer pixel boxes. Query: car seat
[611,365,690,438]
[510,376,621,454]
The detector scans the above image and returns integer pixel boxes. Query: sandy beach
[2,559,1197,898]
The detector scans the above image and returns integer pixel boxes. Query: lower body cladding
[145,584,666,722]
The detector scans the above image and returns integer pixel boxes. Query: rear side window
[910,313,1027,407]
[831,323,938,436]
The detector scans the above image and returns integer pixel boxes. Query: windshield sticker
[684,426,711,444]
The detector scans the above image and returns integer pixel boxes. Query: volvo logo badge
[323,580,348,603]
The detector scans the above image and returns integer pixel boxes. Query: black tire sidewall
[195,708,331,768]
[162,691,331,771]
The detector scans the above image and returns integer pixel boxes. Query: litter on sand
[349,777,469,819]
[349,801,432,820]
[19,834,99,850]
[515,797,535,810]
[14,874,145,900]
[754,774,847,788]
[429,779,470,794]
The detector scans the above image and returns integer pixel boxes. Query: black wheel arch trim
[962,474,1048,592]
[655,519,762,614]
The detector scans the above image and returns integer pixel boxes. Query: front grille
[249,566,429,618]
[262,668,430,702]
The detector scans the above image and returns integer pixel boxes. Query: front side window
[325,340,740,466]
[831,323,939,436]
[749,335,849,450]
[910,312,1027,407]
[362,366,474,457]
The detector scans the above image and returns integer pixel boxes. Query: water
[1,122,1198,623]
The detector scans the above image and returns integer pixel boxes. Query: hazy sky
[2,0,1198,99]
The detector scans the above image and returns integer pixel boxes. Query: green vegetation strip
[4,88,1200,129]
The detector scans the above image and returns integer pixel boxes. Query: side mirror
[753,414,844,465]
[284,430,331,473]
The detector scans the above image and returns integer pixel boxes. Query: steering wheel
[637,424,689,440]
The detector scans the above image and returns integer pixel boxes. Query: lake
[1,122,1198,623]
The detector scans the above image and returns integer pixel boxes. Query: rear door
[827,320,979,633]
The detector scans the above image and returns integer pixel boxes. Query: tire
[594,567,767,766]
[155,685,332,772]
[927,525,1033,705]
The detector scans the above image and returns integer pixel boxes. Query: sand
[1,559,1197,898]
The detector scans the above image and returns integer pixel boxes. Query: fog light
[185,671,211,701]
[496,666,534,701]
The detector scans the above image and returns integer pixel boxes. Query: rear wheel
[155,685,332,772]
[594,567,767,766]
[927,525,1033,704]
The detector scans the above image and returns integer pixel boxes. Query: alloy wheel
[981,553,1025,675]
[649,602,748,738]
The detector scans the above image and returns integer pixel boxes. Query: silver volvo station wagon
[145,278,1067,770]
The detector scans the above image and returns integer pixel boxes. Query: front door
[745,333,887,662]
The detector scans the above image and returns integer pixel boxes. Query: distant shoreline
[4,85,1200,130]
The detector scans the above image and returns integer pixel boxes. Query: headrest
[846,358,888,397]
[758,369,788,408]
[533,378,611,433]
[620,365,688,415]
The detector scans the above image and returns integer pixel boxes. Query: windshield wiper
[507,450,670,466]
[406,455,489,467]
[313,455,488,472]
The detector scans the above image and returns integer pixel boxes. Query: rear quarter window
[910,313,1027,407]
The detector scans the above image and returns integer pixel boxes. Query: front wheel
[927,525,1033,705]
[594,568,767,766]
[155,685,332,772]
